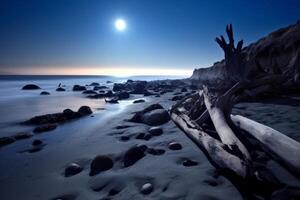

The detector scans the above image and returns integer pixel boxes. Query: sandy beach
[0,76,299,200]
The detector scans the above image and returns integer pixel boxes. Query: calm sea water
[0,75,185,135]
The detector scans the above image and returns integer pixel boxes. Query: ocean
[0,75,186,136]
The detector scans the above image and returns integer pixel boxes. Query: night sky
[0,0,300,76]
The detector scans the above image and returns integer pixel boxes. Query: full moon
[115,19,126,31]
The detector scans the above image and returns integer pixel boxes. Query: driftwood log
[170,25,300,199]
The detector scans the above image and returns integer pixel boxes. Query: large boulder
[40,91,50,95]
[22,84,40,90]
[117,91,130,100]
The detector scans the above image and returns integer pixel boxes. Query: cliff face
[191,21,300,81]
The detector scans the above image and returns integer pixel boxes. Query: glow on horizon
[4,66,193,77]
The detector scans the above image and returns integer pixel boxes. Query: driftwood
[170,25,300,199]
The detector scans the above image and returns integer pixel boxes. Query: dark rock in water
[113,83,125,92]
[108,188,121,196]
[117,91,130,100]
[183,159,198,167]
[90,82,100,86]
[127,79,134,83]
[168,142,182,150]
[13,132,33,140]
[22,84,40,90]
[94,85,108,90]
[105,98,119,104]
[90,155,114,176]
[147,148,165,155]
[56,87,66,91]
[142,109,170,126]
[32,139,43,146]
[0,137,16,147]
[133,99,145,104]
[173,92,182,95]
[143,134,152,141]
[63,109,76,119]
[155,94,160,97]
[40,91,50,95]
[115,125,131,129]
[33,124,57,133]
[148,127,163,136]
[140,183,153,195]
[123,146,145,167]
[72,85,86,91]
[181,87,187,92]
[78,106,93,115]
[65,163,83,177]
[106,80,113,84]
[82,90,97,95]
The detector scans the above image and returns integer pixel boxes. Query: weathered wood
[171,110,248,177]
[231,114,300,177]
[203,86,251,161]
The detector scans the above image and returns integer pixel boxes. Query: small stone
[148,127,163,136]
[78,106,92,115]
[22,84,40,90]
[32,139,43,146]
[168,142,182,150]
[133,99,145,104]
[141,183,153,195]
[65,163,83,177]
[90,155,114,176]
[40,91,50,95]
[119,136,130,141]
[123,146,145,167]
[183,159,198,167]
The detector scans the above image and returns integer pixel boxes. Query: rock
[123,146,145,167]
[133,99,145,104]
[106,81,113,83]
[129,104,168,125]
[82,90,97,95]
[90,82,100,86]
[117,91,130,100]
[32,139,43,146]
[72,85,86,91]
[183,159,198,167]
[142,109,170,126]
[181,87,187,92]
[168,142,182,150]
[140,183,153,195]
[155,94,160,97]
[90,155,114,176]
[119,136,130,141]
[147,148,165,155]
[0,137,16,147]
[113,83,125,92]
[56,87,66,91]
[33,124,57,133]
[94,86,108,90]
[22,84,40,90]
[148,127,163,136]
[40,91,50,95]
[78,106,92,115]
[65,163,83,177]
[63,109,76,119]
[13,132,33,140]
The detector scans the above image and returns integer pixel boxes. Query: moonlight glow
[115,19,126,31]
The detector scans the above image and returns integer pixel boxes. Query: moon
[115,19,126,31]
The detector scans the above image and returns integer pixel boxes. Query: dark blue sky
[0,0,299,75]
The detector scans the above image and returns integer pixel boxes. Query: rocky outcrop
[191,21,300,82]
